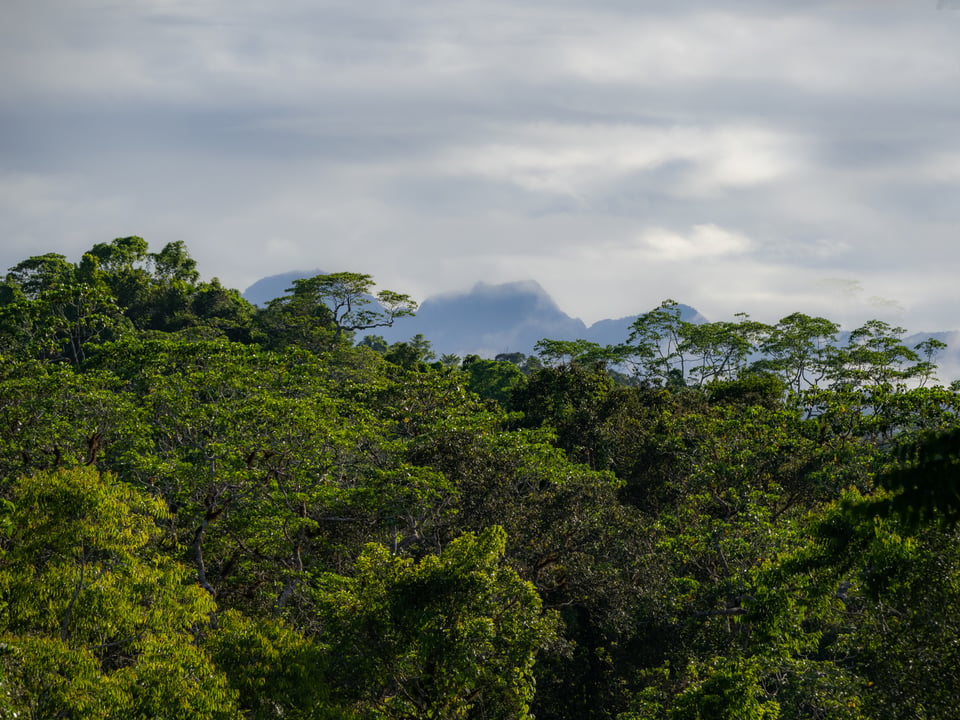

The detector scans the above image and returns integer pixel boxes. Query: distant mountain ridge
[242,271,324,307]
[241,273,960,382]
[242,272,704,358]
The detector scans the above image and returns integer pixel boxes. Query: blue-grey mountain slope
[244,271,960,379]
[377,280,586,357]
[242,270,320,307]
[243,273,703,358]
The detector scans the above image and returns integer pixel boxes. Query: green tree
[205,610,336,720]
[511,363,618,469]
[0,264,129,365]
[149,240,200,285]
[534,338,626,369]
[316,527,557,719]
[624,299,692,384]
[385,334,436,369]
[0,357,140,482]
[752,312,840,393]
[827,320,923,389]
[4,253,76,299]
[461,356,525,406]
[681,314,769,387]
[261,273,416,348]
[0,467,240,719]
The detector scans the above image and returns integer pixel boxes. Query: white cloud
[2,0,960,336]
[556,7,960,96]
[643,224,752,261]
[438,122,806,200]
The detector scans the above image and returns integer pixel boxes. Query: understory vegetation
[2,237,960,719]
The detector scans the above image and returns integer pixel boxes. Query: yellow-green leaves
[317,527,557,720]
[0,467,240,720]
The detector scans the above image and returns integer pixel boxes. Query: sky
[3,0,960,330]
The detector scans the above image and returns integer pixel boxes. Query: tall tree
[0,467,241,719]
[316,526,557,719]
[260,273,416,349]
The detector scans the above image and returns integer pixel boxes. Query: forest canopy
[2,237,960,719]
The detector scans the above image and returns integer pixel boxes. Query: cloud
[438,122,806,201]
[868,295,905,313]
[643,224,751,261]
[2,0,960,334]
[818,278,865,298]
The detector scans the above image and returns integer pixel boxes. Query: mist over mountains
[242,272,705,358]
[243,272,960,380]
[376,281,709,358]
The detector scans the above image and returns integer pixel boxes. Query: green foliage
[385,334,437,369]
[109,636,241,720]
[262,272,416,348]
[0,467,240,719]
[316,527,558,719]
[0,239,262,355]
[671,656,781,720]
[0,358,138,481]
[206,610,334,719]
[753,312,839,393]
[534,338,627,368]
[0,270,129,365]
[743,489,960,720]
[510,363,616,468]
[869,426,960,527]
[0,635,122,720]
[461,355,525,406]
[4,239,960,719]
[4,253,76,298]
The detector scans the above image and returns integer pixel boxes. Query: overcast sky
[3,0,960,329]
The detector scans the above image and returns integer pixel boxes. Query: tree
[187,279,256,342]
[255,273,415,353]
[385,334,436,369]
[752,312,840,393]
[534,338,626,369]
[84,335,446,623]
[87,236,149,273]
[0,239,256,355]
[461,357,525,406]
[4,253,76,299]
[827,319,923,389]
[681,314,768,387]
[0,357,140,482]
[0,467,241,719]
[624,299,692,384]
[359,334,390,353]
[288,273,416,339]
[84,237,156,328]
[205,610,334,720]
[859,425,960,528]
[511,363,617,469]
[0,272,129,366]
[316,527,557,719]
[149,240,200,285]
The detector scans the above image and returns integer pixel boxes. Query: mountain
[580,305,707,348]
[370,281,704,357]
[243,273,701,358]
[376,280,588,357]
[242,273,960,379]
[242,270,320,307]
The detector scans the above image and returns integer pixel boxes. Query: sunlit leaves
[316,527,557,720]
[0,467,239,719]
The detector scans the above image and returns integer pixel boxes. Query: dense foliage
[2,238,960,718]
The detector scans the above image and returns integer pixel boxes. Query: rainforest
[2,236,960,719]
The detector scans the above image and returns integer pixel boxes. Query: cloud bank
[2,0,959,330]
